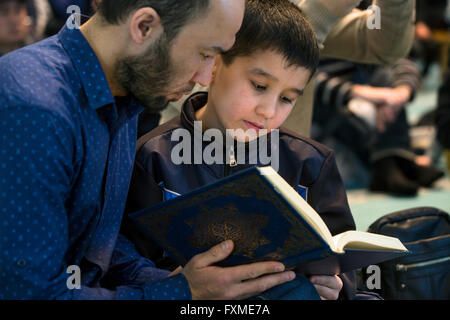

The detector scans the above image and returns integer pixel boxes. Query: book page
[333,231,408,253]
[259,166,336,251]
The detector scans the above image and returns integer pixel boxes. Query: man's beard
[115,34,175,114]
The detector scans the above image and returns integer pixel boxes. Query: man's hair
[97,0,210,42]
[221,0,319,75]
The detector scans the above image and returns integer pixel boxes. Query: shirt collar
[58,24,115,111]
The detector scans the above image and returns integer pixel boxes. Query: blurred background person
[0,0,50,57]
[436,71,450,173]
[312,57,444,196]
[410,0,450,76]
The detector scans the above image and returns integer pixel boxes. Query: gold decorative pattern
[187,203,271,259]
[135,169,325,265]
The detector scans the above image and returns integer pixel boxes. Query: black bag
[359,207,450,300]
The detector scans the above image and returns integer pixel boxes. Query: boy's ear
[211,55,224,83]
[211,65,217,82]
[129,7,162,45]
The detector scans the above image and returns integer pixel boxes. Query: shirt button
[16,258,27,268]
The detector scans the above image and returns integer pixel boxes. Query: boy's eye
[251,81,266,91]
[280,96,294,104]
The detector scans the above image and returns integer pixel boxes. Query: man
[0,0,296,300]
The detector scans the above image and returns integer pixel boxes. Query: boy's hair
[97,0,210,43]
[221,0,319,76]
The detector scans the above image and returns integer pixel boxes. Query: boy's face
[208,50,311,141]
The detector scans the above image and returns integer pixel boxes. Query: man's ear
[129,7,161,45]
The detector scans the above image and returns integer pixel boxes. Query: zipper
[224,147,237,177]
[396,256,450,272]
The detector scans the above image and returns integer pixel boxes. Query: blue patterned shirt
[0,25,191,300]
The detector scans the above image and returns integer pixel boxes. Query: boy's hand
[309,275,343,300]
[182,240,296,300]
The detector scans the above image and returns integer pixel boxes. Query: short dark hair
[0,0,27,6]
[98,0,210,42]
[221,0,319,75]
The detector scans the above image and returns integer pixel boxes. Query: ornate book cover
[130,166,407,274]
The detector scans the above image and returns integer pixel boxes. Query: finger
[234,271,296,300]
[226,260,286,283]
[376,108,388,132]
[312,284,340,300]
[191,240,234,269]
[376,115,386,132]
[384,107,396,123]
[168,266,183,277]
[309,275,343,290]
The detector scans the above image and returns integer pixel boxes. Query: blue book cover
[130,166,408,275]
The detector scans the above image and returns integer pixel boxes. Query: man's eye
[200,53,214,60]
[252,82,266,91]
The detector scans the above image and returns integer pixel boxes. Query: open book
[130,166,408,275]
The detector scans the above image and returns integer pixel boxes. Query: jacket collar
[179,92,277,168]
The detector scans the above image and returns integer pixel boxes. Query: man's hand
[351,84,412,132]
[182,240,296,300]
[351,85,411,110]
[309,275,343,300]
[317,0,363,17]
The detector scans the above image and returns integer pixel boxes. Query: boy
[123,0,356,300]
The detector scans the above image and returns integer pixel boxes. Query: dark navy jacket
[122,92,358,298]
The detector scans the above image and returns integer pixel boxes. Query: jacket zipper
[396,256,450,272]
[224,147,237,177]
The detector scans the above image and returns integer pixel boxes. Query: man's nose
[190,58,216,87]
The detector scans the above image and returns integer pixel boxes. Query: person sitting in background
[0,0,50,57]
[410,0,450,76]
[436,72,450,173]
[312,58,444,196]
[0,0,31,56]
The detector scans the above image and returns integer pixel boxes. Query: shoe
[395,157,445,187]
[369,157,419,196]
